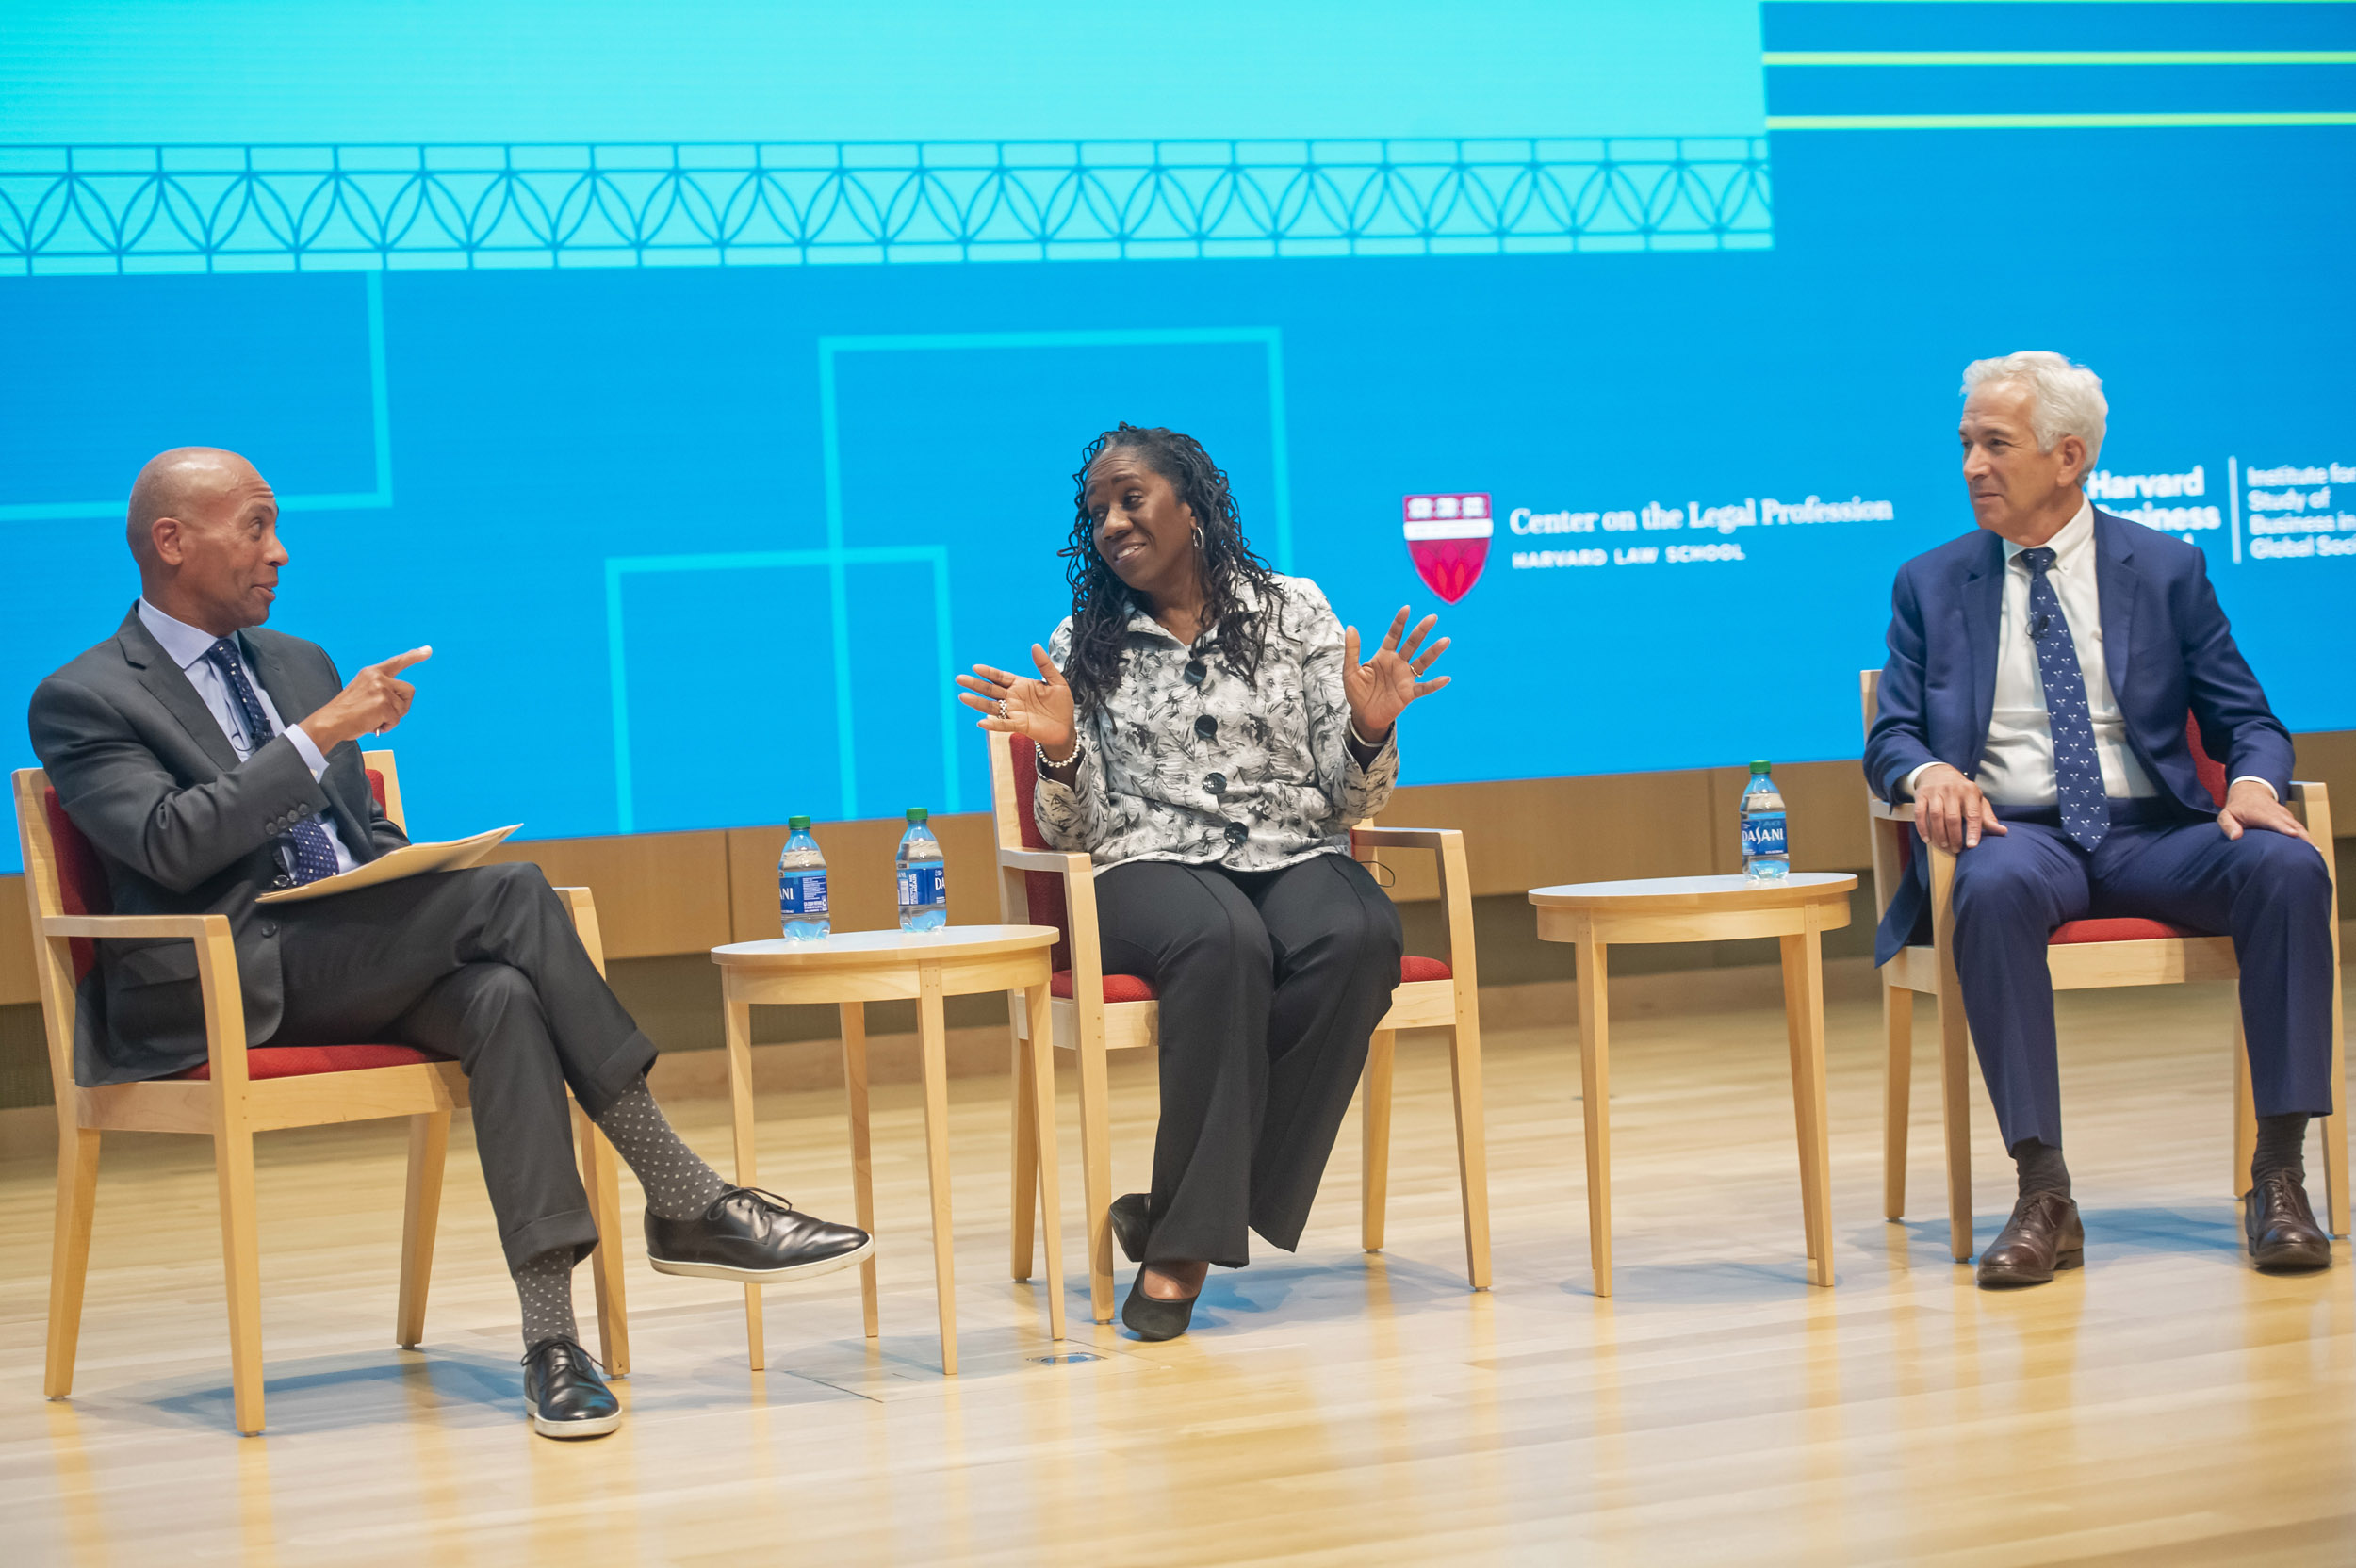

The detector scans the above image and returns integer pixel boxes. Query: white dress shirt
[137,600,360,875]
[1903,498,2269,806]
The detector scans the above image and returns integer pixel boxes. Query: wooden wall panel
[1367,769,1721,901]
[479,830,733,959]
[0,876,30,1006]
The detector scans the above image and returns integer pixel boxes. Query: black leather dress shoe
[523,1337,620,1440]
[1121,1268,1200,1342]
[1976,1191,2084,1288]
[2246,1170,2333,1271]
[1109,1193,1151,1265]
[646,1187,873,1282]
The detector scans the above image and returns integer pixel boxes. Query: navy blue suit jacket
[1865,508,2294,964]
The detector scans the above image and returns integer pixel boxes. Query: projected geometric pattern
[0,139,1772,275]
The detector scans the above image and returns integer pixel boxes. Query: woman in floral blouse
[956,424,1450,1340]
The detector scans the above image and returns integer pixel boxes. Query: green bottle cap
[907,807,928,824]
[1750,760,1772,773]
[788,815,810,831]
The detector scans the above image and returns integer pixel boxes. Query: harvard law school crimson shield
[1402,493,1493,604]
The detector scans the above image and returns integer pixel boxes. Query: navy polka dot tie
[2019,547,2109,852]
[205,639,345,885]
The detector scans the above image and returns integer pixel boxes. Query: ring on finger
[996,698,1010,719]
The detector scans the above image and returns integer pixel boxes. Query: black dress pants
[1095,852,1403,1268]
[266,861,658,1269]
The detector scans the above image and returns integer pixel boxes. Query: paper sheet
[253,824,522,905]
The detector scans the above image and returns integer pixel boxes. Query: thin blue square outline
[0,270,395,521]
[812,326,1292,820]
[603,545,955,834]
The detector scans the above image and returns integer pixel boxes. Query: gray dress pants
[267,862,658,1269]
[1094,852,1402,1267]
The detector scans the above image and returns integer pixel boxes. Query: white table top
[1528,873,1857,909]
[712,923,1060,969]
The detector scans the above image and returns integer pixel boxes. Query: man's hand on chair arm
[1906,763,2008,854]
[2217,778,2309,843]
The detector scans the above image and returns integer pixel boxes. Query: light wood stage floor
[5,967,2353,1566]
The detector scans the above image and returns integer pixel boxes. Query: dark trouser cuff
[572,1029,661,1120]
[500,1205,601,1274]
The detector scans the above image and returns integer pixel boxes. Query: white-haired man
[1865,352,2336,1286]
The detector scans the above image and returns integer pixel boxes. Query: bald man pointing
[29,449,869,1438]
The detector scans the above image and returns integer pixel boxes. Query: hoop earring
[1192,526,1204,549]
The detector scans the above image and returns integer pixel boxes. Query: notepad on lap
[254,824,523,905]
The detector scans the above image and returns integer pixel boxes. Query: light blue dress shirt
[136,600,361,877]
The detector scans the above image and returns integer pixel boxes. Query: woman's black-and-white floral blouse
[1036,574,1399,871]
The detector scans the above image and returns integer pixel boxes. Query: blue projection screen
[3,2,2352,866]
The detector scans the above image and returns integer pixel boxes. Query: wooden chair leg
[1933,972,1973,1264]
[2325,976,2350,1238]
[1361,1028,1396,1254]
[44,1125,100,1400]
[395,1112,450,1350]
[2233,1013,2257,1200]
[577,1111,630,1376]
[214,1119,265,1435]
[1882,982,1914,1221]
[1074,1033,1116,1326]
[1010,1022,1039,1282]
[1023,982,1067,1343]
[1448,1012,1494,1291]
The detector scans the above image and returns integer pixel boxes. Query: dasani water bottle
[778,815,830,939]
[1740,760,1789,883]
[896,808,948,932]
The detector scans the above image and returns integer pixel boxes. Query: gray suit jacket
[27,606,409,1085]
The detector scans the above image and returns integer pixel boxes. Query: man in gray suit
[30,448,870,1438]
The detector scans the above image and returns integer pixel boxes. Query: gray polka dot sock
[515,1248,579,1350]
[593,1075,731,1221]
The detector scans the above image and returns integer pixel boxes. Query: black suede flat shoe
[1109,1192,1151,1265]
[1121,1268,1199,1342]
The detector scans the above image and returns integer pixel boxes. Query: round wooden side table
[711,924,1063,1375]
[1528,873,1857,1297]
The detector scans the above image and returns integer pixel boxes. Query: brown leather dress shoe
[2245,1170,2332,1271]
[1976,1191,2084,1288]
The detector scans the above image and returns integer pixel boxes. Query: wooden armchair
[986,729,1492,1325]
[16,753,631,1436]
[1860,670,2348,1262]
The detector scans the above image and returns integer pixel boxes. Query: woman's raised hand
[1342,606,1450,741]
[957,645,1078,757]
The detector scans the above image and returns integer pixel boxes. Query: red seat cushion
[1051,955,1452,1003]
[174,1044,452,1081]
[2050,918,2204,945]
[1050,971,1160,1003]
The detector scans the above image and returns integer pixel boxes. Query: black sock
[515,1247,580,1350]
[2252,1113,2309,1186]
[2011,1137,2070,1200]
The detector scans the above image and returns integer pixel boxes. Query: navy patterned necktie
[2018,547,2110,852]
[205,638,344,885]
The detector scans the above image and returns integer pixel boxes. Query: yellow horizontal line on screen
[1766,111,2356,129]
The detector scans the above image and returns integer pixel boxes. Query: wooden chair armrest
[1350,825,1460,851]
[1868,799,1914,822]
[999,846,1093,875]
[2286,780,2325,803]
[2286,781,2333,847]
[550,887,609,975]
[42,913,226,939]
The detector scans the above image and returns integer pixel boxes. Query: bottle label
[1742,812,1788,858]
[898,864,946,908]
[780,872,829,916]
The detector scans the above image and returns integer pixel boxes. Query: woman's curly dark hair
[1059,424,1282,712]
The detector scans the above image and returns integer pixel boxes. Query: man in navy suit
[1865,351,2335,1286]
